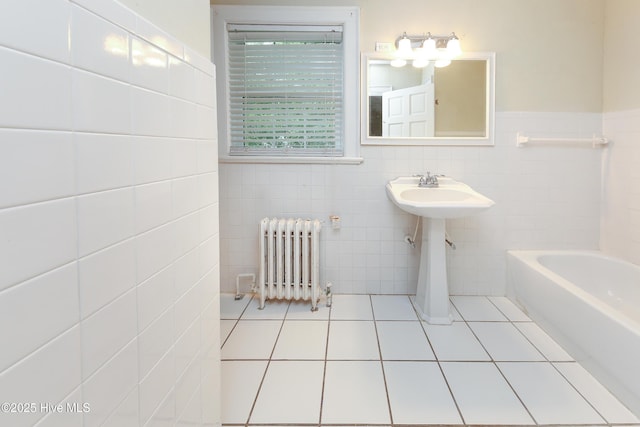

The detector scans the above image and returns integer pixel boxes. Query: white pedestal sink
[386,176,495,324]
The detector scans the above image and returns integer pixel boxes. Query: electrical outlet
[375,42,394,52]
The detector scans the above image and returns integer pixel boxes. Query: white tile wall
[602,108,640,265]
[0,1,219,427]
[219,112,603,295]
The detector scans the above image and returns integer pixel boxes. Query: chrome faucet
[418,172,439,188]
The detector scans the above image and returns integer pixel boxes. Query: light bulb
[412,57,428,68]
[397,36,413,58]
[447,33,461,57]
[390,58,407,67]
[422,35,436,59]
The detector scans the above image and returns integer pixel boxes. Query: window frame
[211,5,362,164]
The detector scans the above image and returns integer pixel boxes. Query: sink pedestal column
[412,217,453,324]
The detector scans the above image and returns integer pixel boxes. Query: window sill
[219,155,364,165]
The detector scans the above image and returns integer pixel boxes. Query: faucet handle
[418,171,439,187]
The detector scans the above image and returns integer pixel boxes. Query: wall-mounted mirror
[361,52,495,146]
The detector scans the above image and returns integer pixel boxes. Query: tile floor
[220,293,640,426]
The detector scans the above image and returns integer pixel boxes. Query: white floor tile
[384,361,461,424]
[220,360,267,424]
[441,362,534,425]
[327,321,379,360]
[469,322,545,361]
[286,299,330,320]
[376,321,434,360]
[489,296,532,321]
[329,294,373,320]
[451,296,507,321]
[221,320,281,359]
[371,295,417,320]
[515,322,573,361]
[271,320,328,360]
[240,297,289,319]
[217,295,637,426]
[322,361,390,424]
[220,293,250,319]
[499,362,606,425]
[250,361,324,424]
[554,362,640,424]
[422,322,490,361]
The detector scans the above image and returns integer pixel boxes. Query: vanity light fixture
[390,35,412,67]
[391,32,462,68]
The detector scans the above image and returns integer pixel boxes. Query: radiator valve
[325,282,333,307]
[329,215,341,230]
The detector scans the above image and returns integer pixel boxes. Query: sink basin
[385,176,496,324]
[386,176,495,218]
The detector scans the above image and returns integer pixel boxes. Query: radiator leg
[259,282,266,310]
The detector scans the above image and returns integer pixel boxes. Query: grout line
[432,308,466,424]
[550,361,610,424]
[242,298,290,425]
[317,297,332,425]
[219,294,253,349]
[492,361,539,425]
[452,297,537,425]
[371,294,395,425]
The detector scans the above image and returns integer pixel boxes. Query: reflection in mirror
[362,52,495,146]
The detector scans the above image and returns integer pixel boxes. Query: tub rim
[507,249,640,333]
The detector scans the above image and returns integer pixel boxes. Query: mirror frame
[361,51,496,146]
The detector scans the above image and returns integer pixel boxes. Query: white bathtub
[507,250,640,415]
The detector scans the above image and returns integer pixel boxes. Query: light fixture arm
[394,32,460,50]
[392,31,462,68]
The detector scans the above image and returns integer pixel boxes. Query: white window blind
[227,23,344,156]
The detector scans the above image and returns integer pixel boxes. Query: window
[212,6,361,163]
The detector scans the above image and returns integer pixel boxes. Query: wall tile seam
[136,265,214,340]
[0,260,79,305]
[36,384,84,424]
[102,384,138,426]
[0,38,209,99]
[175,323,204,378]
[81,343,139,422]
[136,295,173,338]
[142,383,176,427]
[0,323,136,400]
[71,69,213,111]
[0,191,78,213]
[137,342,175,391]
[68,0,214,76]
[176,382,203,425]
[0,120,215,143]
[133,222,207,254]
[0,175,216,220]
[0,43,72,70]
[75,222,212,300]
[0,315,80,379]
[71,130,216,141]
[80,296,139,367]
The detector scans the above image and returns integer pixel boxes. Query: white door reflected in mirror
[362,52,495,146]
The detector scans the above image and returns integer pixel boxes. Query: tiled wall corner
[602,108,640,265]
[0,1,219,426]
